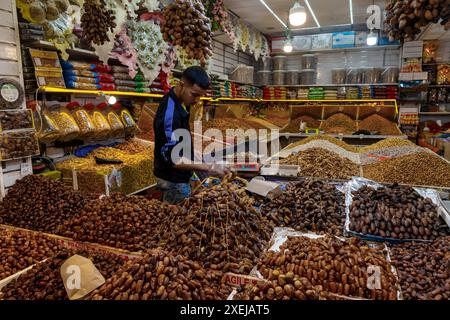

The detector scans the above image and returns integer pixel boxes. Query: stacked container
[272,56,286,85]
[299,54,317,85]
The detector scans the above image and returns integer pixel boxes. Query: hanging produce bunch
[384,0,450,42]
[81,0,116,45]
[162,0,213,65]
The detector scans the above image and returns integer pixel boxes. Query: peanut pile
[279,148,359,180]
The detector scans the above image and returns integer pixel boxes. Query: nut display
[90,249,231,300]
[362,152,450,187]
[0,229,62,280]
[56,144,155,195]
[0,110,33,131]
[81,0,116,45]
[114,141,151,155]
[261,180,345,236]
[358,114,402,136]
[279,148,360,180]
[57,194,176,252]
[288,135,360,153]
[158,181,273,274]
[236,236,399,300]
[321,113,357,134]
[0,249,127,300]
[390,237,450,300]
[0,175,87,233]
[349,184,449,240]
[359,138,416,153]
[0,130,39,160]
[162,0,213,64]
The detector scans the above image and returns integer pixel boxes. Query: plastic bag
[67,101,96,139]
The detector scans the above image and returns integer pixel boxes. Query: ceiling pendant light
[289,1,307,26]
[283,39,293,53]
[366,30,378,46]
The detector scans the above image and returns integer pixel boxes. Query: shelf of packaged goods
[270,44,400,56]
[419,112,450,116]
[265,84,399,88]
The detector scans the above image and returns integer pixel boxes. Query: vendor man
[153,66,229,204]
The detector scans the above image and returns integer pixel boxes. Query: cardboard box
[332,32,355,48]
[245,178,282,200]
[311,33,332,50]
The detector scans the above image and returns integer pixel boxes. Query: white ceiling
[224,0,387,34]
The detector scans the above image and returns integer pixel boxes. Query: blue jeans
[156,178,191,204]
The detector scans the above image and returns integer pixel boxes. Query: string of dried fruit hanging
[162,0,213,66]
[384,0,450,42]
[81,0,116,45]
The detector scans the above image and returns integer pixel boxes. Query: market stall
[0,0,449,304]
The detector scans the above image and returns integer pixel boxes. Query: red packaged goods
[97,73,115,83]
[99,83,116,91]
[93,63,112,73]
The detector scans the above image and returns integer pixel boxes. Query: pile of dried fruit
[321,113,357,134]
[158,182,273,274]
[287,135,359,153]
[279,148,360,180]
[358,114,402,136]
[390,237,449,300]
[91,249,231,300]
[349,184,449,240]
[362,152,450,187]
[0,250,127,300]
[56,194,176,252]
[0,175,87,233]
[261,180,345,236]
[235,236,399,300]
[282,116,321,133]
[0,229,62,280]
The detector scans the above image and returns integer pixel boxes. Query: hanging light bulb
[283,39,293,53]
[106,95,117,105]
[366,30,378,46]
[289,1,307,26]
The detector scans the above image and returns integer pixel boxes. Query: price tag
[20,162,32,176]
